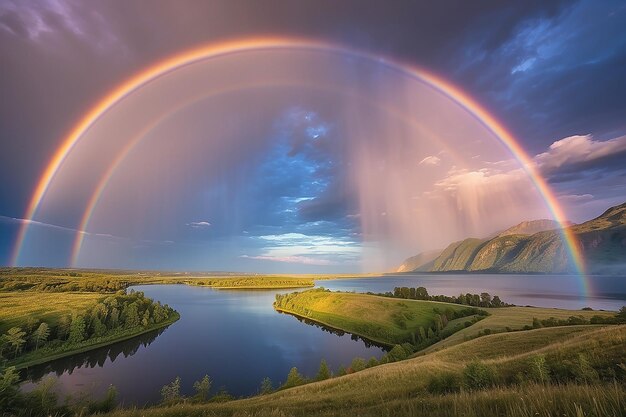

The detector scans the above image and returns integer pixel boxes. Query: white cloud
[186,221,211,229]
[419,155,441,166]
[239,255,333,265]
[534,134,626,171]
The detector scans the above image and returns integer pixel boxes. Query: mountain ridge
[397,201,626,274]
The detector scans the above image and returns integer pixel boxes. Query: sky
[1,0,625,272]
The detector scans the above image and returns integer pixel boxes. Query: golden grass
[422,305,614,352]
[0,291,102,333]
[105,325,626,417]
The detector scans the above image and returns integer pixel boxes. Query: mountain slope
[396,249,442,272]
[496,219,571,237]
[401,201,626,274]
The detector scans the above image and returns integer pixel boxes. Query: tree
[68,315,86,344]
[32,322,50,350]
[193,375,212,402]
[56,315,71,340]
[260,377,273,395]
[122,304,140,328]
[366,357,379,368]
[141,310,150,327]
[5,327,26,357]
[0,366,20,410]
[386,345,408,362]
[108,307,120,329]
[480,292,492,306]
[91,317,107,338]
[350,357,366,372]
[283,367,305,388]
[160,376,182,404]
[316,359,331,380]
[491,295,503,307]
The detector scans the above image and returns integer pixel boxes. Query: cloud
[239,254,333,265]
[186,221,211,229]
[419,155,441,166]
[535,134,626,172]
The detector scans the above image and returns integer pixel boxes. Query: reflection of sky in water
[22,284,384,406]
[21,275,625,405]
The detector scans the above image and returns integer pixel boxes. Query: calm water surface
[22,274,626,405]
[22,284,384,406]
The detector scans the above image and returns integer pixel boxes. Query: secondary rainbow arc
[11,37,587,293]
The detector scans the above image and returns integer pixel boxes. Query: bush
[528,354,550,383]
[463,361,496,390]
[427,371,461,394]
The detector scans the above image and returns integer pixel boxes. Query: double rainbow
[10,37,586,290]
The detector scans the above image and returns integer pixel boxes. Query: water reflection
[22,327,167,383]
[278,311,391,350]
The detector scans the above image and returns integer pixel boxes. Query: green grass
[105,325,626,417]
[0,291,102,333]
[423,305,614,353]
[274,289,473,346]
[0,267,373,293]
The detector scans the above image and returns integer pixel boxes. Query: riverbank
[273,289,477,346]
[103,325,626,417]
[10,312,180,370]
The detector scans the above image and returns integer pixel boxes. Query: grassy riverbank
[0,288,178,369]
[0,267,374,292]
[8,311,179,370]
[274,289,481,346]
[105,325,626,417]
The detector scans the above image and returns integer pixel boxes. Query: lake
[21,273,626,405]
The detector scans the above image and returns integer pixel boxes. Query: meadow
[1,269,625,417]
[101,325,626,417]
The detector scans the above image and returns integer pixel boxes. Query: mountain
[396,249,442,272]
[496,219,573,237]
[398,201,626,274]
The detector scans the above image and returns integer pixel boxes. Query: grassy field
[423,305,615,353]
[274,289,475,346]
[105,325,626,417]
[0,291,102,333]
[0,267,374,292]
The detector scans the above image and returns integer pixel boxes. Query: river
[21,273,626,405]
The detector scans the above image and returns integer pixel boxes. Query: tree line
[0,290,176,364]
[384,287,511,308]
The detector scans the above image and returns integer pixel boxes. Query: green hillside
[401,201,626,273]
[103,325,626,417]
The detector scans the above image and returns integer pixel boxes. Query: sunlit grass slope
[423,305,614,352]
[107,325,626,417]
[0,291,102,333]
[274,289,472,345]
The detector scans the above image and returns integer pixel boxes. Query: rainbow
[11,37,587,290]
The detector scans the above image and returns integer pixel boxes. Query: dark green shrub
[427,371,461,394]
[463,361,496,390]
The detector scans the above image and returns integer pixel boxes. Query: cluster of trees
[0,290,176,363]
[410,306,487,350]
[158,374,235,405]
[0,277,129,293]
[386,287,510,308]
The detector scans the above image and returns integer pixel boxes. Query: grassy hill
[399,201,626,273]
[104,325,626,417]
[273,289,474,346]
